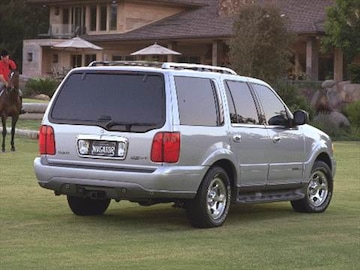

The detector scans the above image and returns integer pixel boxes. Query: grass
[9,119,42,131]
[4,118,41,132]
[0,139,359,269]
[23,98,49,104]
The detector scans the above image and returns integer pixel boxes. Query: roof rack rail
[161,62,237,75]
[88,61,164,68]
[87,61,237,75]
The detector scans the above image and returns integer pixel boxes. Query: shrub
[343,100,360,127]
[311,113,347,139]
[347,63,360,84]
[24,77,60,98]
[311,112,360,141]
[274,81,315,119]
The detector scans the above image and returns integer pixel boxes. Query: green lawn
[12,118,42,131]
[0,139,359,270]
[23,98,49,104]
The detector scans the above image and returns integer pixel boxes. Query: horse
[0,70,21,152]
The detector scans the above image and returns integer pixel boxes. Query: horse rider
[0,50,26,114]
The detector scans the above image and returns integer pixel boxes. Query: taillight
[39,125,56,155]
[151,132,180,163]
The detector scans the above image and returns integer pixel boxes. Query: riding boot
[19,96,26,114]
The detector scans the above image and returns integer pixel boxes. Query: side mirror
[293,110,309,126]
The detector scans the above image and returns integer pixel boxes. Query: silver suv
[34,62,336,228]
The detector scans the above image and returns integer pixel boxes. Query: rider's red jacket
[0,59,17,82]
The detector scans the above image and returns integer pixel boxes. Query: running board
[236,189,305,204]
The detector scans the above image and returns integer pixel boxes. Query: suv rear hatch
[42,69,168,169]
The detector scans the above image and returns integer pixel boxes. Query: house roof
[26,0,207,7]
[85,0,334,43]
[86,0,234,42]
[27,0,334,42]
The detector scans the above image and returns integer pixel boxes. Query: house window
[85,54,96,65]
[112,55,122,61]
[90,5,97,31]
[100,5,107,31]
[27,53,33,62]
[63,8,69,24]
[124,56,135,61]
[72,6,86,35]
[71,54,82,67]
[110,2,117,30]
[54,7,60,16]
[112,55,135,61]
[52,54,59,63]
[178,56,200,64]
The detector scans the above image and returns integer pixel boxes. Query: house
[24,0,343,81]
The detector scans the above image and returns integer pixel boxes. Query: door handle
[233,134,242,143]
[272,135,281,143]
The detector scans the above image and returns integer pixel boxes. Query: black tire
[67,195,111,216]
[291,161,333,213]
[186,167,231,228]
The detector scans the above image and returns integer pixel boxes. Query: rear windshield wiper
[105,121,157,129]
[97,116,157,131]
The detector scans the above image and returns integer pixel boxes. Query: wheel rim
[307,170,329,207]
[206,175,227,220]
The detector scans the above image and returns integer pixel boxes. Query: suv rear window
[50,71,165,132]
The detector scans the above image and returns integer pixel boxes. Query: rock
[342,83,360,103]
[23,103,48,113]
[314,111,350,128]
[321,80,336,89]
[312,80,360,113]
[34,94,50,101]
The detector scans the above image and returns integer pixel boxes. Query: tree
[0,0,48,72]
[229,4,294,84]
[322,0,360,62]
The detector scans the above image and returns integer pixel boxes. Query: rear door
[225,80,270,188]
[46,69,168,169]
[172,75,228,168]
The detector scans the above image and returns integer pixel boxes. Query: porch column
[106,5,110,32]
[294,52,302,79]
[212,40,218,66]
[334,47,343,81]
[85,6,90,32]
[96,5,100,31]
[167,42,175,62]
[306,37,319,80]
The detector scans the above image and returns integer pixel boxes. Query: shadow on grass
[56,201,299,230]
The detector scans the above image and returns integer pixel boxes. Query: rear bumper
[34,157,205,200]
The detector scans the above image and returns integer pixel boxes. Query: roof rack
[161,62,237,75]
[88,61,164,68]
[88,61,237,75]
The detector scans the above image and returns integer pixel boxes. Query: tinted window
[225,81,260,124]
[51,72,165,132]
[175,77,222,126]
[252,84,288,125]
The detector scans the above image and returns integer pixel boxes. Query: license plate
[91,140,117,157]
[77,136,128,159]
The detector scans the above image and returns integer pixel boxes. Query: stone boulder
[314,111,350,128]
[311,80,360,113]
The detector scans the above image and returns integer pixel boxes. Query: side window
[225,80,260,124]
[252,84,288,125]
[175,76,222,126]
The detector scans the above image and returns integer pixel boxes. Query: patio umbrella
[52,36,103,51]
[131,43,181,55]
[52,36,103,67]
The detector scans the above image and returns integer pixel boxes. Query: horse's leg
[10,115,19,151]
[1,116,6,152]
